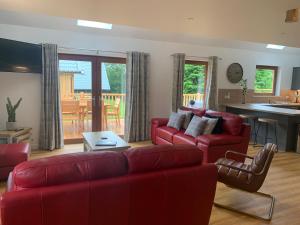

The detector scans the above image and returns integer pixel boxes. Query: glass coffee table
[82,131,130,152]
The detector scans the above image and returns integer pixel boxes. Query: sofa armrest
[240,123,251,138]
[151,118,169,127]
[151,118,169,144]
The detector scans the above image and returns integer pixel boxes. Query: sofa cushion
[124,145,203,174]
[156,126,179,142]
[204,114,223,134]
[197,134,243,147]
[167,112,186,130]
[202,117,218,135]
[173,131,198,145]
[12,151,127,189]
[180,106,206,117]
[184,116,208,137]
[205,111,242,135]
[178,109,193,129]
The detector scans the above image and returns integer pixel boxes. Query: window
[183,60,208,108]
[254,65,278,95]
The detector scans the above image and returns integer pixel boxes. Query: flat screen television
[0,38,42,73]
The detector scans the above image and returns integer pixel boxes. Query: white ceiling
[1,0,300,48]
[1,9,300,55]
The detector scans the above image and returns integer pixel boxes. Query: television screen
[0,38,42,73]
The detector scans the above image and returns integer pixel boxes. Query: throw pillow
[167,112,186,130]
[184,116,208,138]
[204,114,223,134]
[202,117,218,135]
[178,109,193,129]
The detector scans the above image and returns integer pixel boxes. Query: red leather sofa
[151,108,251,163]
[0,143,30,180]
[0,145,217,225]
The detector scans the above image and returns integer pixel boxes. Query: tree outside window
[254,66,278,95]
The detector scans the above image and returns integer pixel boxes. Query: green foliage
[255,69,274,93]
[105,63,126,93]
[183,64,206,94]
[6,97,22,122]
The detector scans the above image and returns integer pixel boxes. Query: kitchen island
[226,103,300,152]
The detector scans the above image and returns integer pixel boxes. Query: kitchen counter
[226,103,300,152]
[226,103,300,116]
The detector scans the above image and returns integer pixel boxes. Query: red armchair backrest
[1,145,217,225]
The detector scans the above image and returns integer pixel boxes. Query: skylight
[77,20,112,30]
[266,44,285,50]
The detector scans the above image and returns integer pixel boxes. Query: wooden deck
[0,144,300,225]
[62,118,125,140]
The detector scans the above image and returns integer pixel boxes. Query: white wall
[0,24,299,147]
[0,72,40,148]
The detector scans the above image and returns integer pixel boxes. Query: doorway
[58,54,126,143]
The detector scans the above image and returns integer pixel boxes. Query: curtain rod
[58,46,127,55]
[170,54,222,60]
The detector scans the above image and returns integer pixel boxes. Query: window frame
[184,60,209,108]
[254,65,278,96]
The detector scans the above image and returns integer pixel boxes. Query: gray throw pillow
[167,112,186,130]
[178,109,193,129]
[184,116,208,137]
[202,116,218,135]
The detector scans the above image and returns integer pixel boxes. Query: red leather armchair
[0,145,217,225]
[0,143,30,180]
[151,109,251,163]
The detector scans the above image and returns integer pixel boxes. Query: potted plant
[239,78,248,104]
[6,97,22,131]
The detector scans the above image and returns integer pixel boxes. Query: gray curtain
[205,56,218,110]
[124,52,150,142]
[39,44,63,150]
[172,53,185,112]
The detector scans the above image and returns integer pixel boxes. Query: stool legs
[255,120,278,148]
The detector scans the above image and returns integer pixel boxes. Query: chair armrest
[151,118,169,127]
[225,150,254,160]
[216,162,255,175]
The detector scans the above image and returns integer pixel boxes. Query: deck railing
[66,92,202,108]
[183,93,204,106]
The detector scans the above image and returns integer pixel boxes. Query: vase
[241,95,246,104]
[6,122,17,131]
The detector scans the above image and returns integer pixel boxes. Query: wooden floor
[1,143,300,225]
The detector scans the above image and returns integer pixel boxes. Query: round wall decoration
[226,63,243,83]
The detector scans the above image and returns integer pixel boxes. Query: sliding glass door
[58,54,126,143]
[99,58,126,136]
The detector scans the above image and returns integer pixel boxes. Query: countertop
[226,103,300,116]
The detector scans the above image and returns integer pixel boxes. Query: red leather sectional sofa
[1,145,217,225]
[151,108,251,163]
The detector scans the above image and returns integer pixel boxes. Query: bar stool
[255,118,278,149]
[239,114,258,145]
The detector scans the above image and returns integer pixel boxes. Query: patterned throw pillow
[178,109,193,129]
[202,117,218,135]
[167,112,186,130]
[184,116,208,138]
[204,114,223,134]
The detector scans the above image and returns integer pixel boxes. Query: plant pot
[6,122,18,131]
[241,95,246,104]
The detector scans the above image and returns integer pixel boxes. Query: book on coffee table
[95,140,117,146]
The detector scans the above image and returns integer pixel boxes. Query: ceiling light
[266,44,285,50]
[77,19,112,30]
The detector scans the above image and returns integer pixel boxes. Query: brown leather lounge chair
[214,143,278,221]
